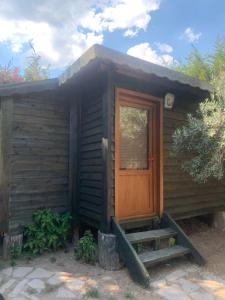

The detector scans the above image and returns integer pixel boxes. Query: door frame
[115,88,164,220]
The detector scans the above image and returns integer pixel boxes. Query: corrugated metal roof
[0,45,212,97]
[59,44,212,92]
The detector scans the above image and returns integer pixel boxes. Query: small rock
[156,284,191,300]
[27,268,53,279]
[27,279,45,293]
[166,270,186,282]
[56,287,75,298]
[12,267,33,278]
[151,279,167,289]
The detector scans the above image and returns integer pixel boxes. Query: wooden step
[119,216,160,230]
[126,228,177,244]
[139,246,190,267]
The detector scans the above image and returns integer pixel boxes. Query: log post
[98,231,122,271]
[3,233,23,259]
[213,212,225,229]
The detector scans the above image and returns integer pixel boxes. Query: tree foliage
[0,60,24,84]
[0,43,49,84]
[173,38,225,183]
[24,43,50,81]
[176,37,225,82]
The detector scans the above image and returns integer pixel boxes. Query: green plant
[84,288,99,298]
[133,242,144,254]
[10,244,21,266]
[23,208,72,255]
[169,237,176,247]
[124,290,134,299]
[75,230,96,264]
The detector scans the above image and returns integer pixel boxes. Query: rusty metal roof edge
[59,44,212,93]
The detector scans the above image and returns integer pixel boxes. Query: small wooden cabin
[1,44,225,235]
[0,46,224,278]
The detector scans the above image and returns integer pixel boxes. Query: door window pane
[120,106,148,170]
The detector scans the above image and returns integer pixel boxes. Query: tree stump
[213,212,225,229]
[3,233,23,259]
[98,231,122,271]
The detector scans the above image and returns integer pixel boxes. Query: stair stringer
[161,212,206,266]
[111,218,150,287]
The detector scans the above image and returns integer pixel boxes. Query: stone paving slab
[12,267,33,278]
[0,262,225,299]
[27,268,53,279]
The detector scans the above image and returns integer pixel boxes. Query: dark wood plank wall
[164,103,225,219]
[9,93,70,234]
[0,98,13,232]
[78,93,104,228]
[108,73,225,221]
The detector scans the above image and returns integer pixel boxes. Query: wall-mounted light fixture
[164,93,175,109]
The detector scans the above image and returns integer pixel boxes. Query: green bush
[23,208,72,255]
[75,230,96,264]
[10,244,21,266]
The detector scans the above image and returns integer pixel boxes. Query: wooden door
[115,88,163,220]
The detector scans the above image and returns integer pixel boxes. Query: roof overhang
[0,78,58,97]
[59,44,212,94]
[0,45,212,98]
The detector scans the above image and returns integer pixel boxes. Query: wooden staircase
[112,212,205,287]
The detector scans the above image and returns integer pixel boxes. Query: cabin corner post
[102,70,114,233]
[0,98,13,233]
[0,98,22,257]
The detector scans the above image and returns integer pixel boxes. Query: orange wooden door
[115,88,161,220]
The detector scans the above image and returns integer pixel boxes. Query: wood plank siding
[8,93,70,234]
[108,73,225,221]
[164,106,225,219]
[0,98,13,232]
[78,92,104,228]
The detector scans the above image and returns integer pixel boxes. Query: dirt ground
[1,219,225,299]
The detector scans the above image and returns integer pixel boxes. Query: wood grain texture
[8,93,69,234]
[109,72,225,220]
[164,107,225,219]
[78,92,104,228]
[0,98,13,232]
[115,88,163,220]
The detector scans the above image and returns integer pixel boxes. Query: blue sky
[0,0,224,78]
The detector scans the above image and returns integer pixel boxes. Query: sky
[0,0,224,78]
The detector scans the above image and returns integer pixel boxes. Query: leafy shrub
[10,244,21,266]
[75,230,96,264]
[23,209,71,255]
[133,242,144,254]
[85,287,100,298]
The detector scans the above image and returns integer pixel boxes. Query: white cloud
[182,27,202,43]
[156,42,173,53]
[0,0,161,68]
[124,29,139,38]
[127,42,176,66]
[79,0,160,34]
